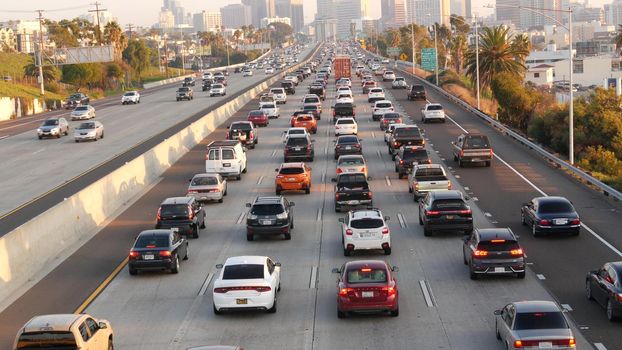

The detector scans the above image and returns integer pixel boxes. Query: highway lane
[70,65,590,349]
[0,45,317,231]
[382,64,622,349]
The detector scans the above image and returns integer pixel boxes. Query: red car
[248,110,269,127]
[333,260,399,318]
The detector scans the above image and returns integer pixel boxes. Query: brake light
[333,110,336,116]
[473,250,488,257]
[213,287,228,293]
[129,251,139,258]
[335,193,340,200]
[159,251,172,257]
[539,219,551,225]
[254,286,272,292]
[510,248,524,256]
[345,229,353,236]
[384,285,397,296]
[459,150,464,157]
[367,192,372,198]
[415,183,420,190]
[616,293,622,302]
[382,228,389,234]
[353,110,356,116]
[426,210,440,216]
[571,218,580,225]
[514,340,523,348]
[336,168,343,173]
[276,175,284,179]
[361,268,372,272]
[489,149,494,157]
[458,209,472,215]
[156,207,161,220]
[339,287,353,296]
[491,239,506,243]
[447,181,452,189]
[187,204,194,220]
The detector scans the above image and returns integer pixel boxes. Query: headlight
[276,212,288,220]
[37,128,42,132]
[248,214,258,220]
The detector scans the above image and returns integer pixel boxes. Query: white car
[269,88,287,104]
[284,75,299,85]
[336,86,352,96]
[382,70,396,81]
[367,87,385,103]
[260,103,280,119]
[336,154,367,177]
[372,100,394,121]
[70,105,95,120]
[202,72,213,80]
[121,91,140,104]
[265,67,275,74]
[259,93,276,108]
[340,209,391,256]
[392,77,408,89]
[336,78,352,88]
[209,84,226,96]
[421,103,446,123]
[335,117,358,136]
[74,121,104,142]
[242,69,253,77]
[381,58,390,64]
[213,256,281,314]
[282,127,309,143]
[336,92,354,104]
[187,173,227,203]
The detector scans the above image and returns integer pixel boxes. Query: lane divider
[198,272,214,296]
[74,257,128,313]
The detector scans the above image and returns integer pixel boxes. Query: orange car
[275,162,312,195]
[292,114,318,134]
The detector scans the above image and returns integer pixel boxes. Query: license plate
[554,218,568,225]
[288,178,296,181]
[362,291,374,298]
[223,163,231,167]
[143,254,154,260]
[471,158,481,162]
[236,299,248,305]
[261,220,272,225]
[359,232,373,237]
[539,342,553,349]
[494,267,505,273]
[445,215,454,220]
[347,200,359,205]
[295,147,302,151]
[345,146,352,150]
[347,169,355,172]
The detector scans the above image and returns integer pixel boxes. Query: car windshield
[251,204,285,215]
[179,88,189,92]
[223,264,264,280]
[338,157,364,165]
[427,105,443,110]
[135,234,169,248]
[514,311,568,330]
[538,201,574,213]
[159,204,188,218]
[376,102,392,108]
[280,167,304,175]
[346,268,387,284]
[42,120,59,126]
[74,106,88,111]
[212,84,223,88]
[411,85,425,91]
[351,218,384,229]
[394,127,421,137]
[403,149,428,160]
[432,199,467,210]
[271,89,284,94]
[191,176,218,186]
[337,119,355,125]
[287,137,308,147]
[70,94,82,99]
[338,136,358,144]
[77,122,95,129]
[463,136,490,149]
[16,332,77,348]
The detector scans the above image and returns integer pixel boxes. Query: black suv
[462,228,525,279]
[183,77,196,86]
[332,102,356,122]
[281,81,296,94]
[418,190,473,236]
[64,92,90,109]
[202,79,213,91]
[407,84,426,101]
[284,134,314,162]
[309,84,326,100]
[246,196,295,241]
[394,146,430,178]
[155,197,206,238]
[128,229,189,275]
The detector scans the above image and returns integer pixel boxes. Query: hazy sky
[0,0,613,28]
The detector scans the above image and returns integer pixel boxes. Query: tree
[450,35,467,74]
[491,72,541,131]
[510,33,531,65]
[267,22,293,46]
[24,59,60,84]
[122,39,151,80]
[62,63,103,88]
[616,24,622,53]
[465,26,527,91]
[103,21,127,57]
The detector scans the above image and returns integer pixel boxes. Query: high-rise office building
[193,11,221,32]
[221,4,252,29]
[335,0,362,38]
[317,0,335,19]
[242,0,269,27]
[495,0,522,26]
[361,0,371,17]
[412,0,450,27]
[276,0,304,31]
[605,0,622,26]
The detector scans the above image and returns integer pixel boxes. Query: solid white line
[446,115,469,134]
[271,149,277,158]
[316,208,322,222]
[0,119,41,131]
[0,135,9,140]
[484,212,492,217]
[464,186,470,191]
[257,175,264,185]
[454,175,460,179]
[376,149,382,159]
[309,266,318,289]
[198,273,214,296]
[371,131,375,138]
[536,274,546,280]
[236,212,246,225]
[324,145,328,155]
[321,172,326,183]
[419,280,434,307]
[385,175,391,187]
[397,213,407,229]
[32,148,46,155]
[594,343,607,350]
[561,304,573,312]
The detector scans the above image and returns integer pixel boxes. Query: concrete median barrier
[0,44,321,312]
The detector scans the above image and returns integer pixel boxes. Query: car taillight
[616,293,622,302]
[459,150,464,157]
[213,287,229,293]
[336,168,343,173]
[367,192,372,198]
[276,175,284,179]
[129,251,139,259]
[539,219,551,225]
[382,228,389,234]
[225,132,229,138]
[473,250,488,258]
[360,167,366,173]
[514,340,523,348]
[335,193,340,200]
[353,110,356,116]
[159,251,172,257]
[489,149,494,157]
[426,210,439,216]
[255,286,272,292]
[333,110,336,116]
[156,207,161,220]
[383,285,397,296]
[510,248,524,256]
[188,204,194,220]
[345,229,353,236]
[399,160,404,165]
[447,181,452,189]
[458,209,472,215]
[393,141,398,146]
[339,287,353,296]
[570,218,580,225]
[415,183,420,190]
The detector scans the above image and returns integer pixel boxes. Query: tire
[458,159,463,168]
[516,271,525,279]
[520,211,526,225]
[384,247,392,255]
[607,299,619,321]
[485,160,491,167]
[236,174,242,180]
[290,220,294,229]
[495,321,501,340]
[305,187,310,194]
[129,267,137,275]
[213,303,222,315]
[394,165,398,172]
[532,223,539,237]
[101,132,104,139]
[469,265,477,280]
[423,226,432,237]
[267,296,277,313]
[38,136,42,139]
[170,256,180,274]
[246,233,253,241]
[200,218,206,229]
[586,280,594,300]
[398,173,404,179]
[284,231,291,240]
[463,251,468,265]
[408,185,413,193]
[183,245,189,260]
[335,205,341,213]
[390,307,399,317]
[192,225,199,239]
[453,154,458,161]
[75,140,79,143]
[218,197,223,203]
[108,339,114,350]
[419,213,423,225]
[343,248,351,257]
[338,310,346,318]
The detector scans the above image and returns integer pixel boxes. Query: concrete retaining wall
[0,97,63,122]
[0,44,320,312]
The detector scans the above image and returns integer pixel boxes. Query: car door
[526,200,537,225]
[77,321,92,350]
[206,148,221,173]
[594,266,612,306]
[85,317,105,349]
[267,258,280,290]
[463,232,476,265]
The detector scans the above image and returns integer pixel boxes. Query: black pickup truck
[332,173,372,212]
[388,125,425,158]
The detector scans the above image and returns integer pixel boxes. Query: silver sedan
[74,121,104,142]
[70,105,95,120]
[187,173,227,203]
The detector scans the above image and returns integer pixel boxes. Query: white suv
[260,103,280,119]
[368,87,385,103]
[213,255,281,314]
[335,117,358,136]
[372,100,394,121]
[340,209,391,256]
[382,70,396,81]
[270,88,287,104]
[121,91,140,104]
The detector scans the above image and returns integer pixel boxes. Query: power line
[88,2,107,44]
[0,5,90,13]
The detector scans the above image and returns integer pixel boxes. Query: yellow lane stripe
[74,257,128,314]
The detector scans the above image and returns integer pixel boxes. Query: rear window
[249,111,265,116]
[514,312,568,330]
[77,122,95,129]
[411,85,425,91]
[222,149,234,160]
[288,129,305,135]
[75,106,88,111]
[463,136,490,149]
[280,167,304,175]
[271,88,284,94]
[338,174,367,184]
[346,268,387,284]
[135,234,170,248]
[432,199,467,210]
[403,149,428,160]
[297,116,313,122]
[16,332,77,349]
[376,102,392,108]
[383,114,401,120]
[303,105,318,111]
[223,264,264,280]
[43,119,59,126]
[351,218,384,229]
[262,104,276,109]
[338,136,358,144]
[230,123,251,131]
[416,168,444,177]
[304,97,320,103]
[287,137,309,147]
[191,176,218,186]
[251,204,285,215]
[427,105,443,110]
[538,201,574,213]
[370,88,383,93]
[159,204,189,218]
[338,157,364,165]
[337,119,355,125]
[394,127,421,137]
[477,240,520,252]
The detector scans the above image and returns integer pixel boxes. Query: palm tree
[465,26,527,91]
[510,33,531,65]
[24,59,60,84]
[615,25,622,53]
[103,21,127,58]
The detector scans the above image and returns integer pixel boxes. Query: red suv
[247,110,269,127]
[333,260,399,318]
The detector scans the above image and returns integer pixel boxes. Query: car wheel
[384,247,392,255]
[469,265,477,280]
[108,338,114,350]
[290,219,294,229]
[38,136,42,140]
[520,211,526,225]
[192,225,199,238]
[276,188,281,195]
[246,233,254,241]
[129,267,137,275]
[495,321,501,340]
[418,212,424,225]
[485,160,492,167]
[305,187,310,194]
[453,155,458,161]
[343,248,351,257]
[200,218,206,229]
[423,226,432,237]
[607,299,619,321]
[335,205,341,213]
[284,231,291,240]
[224,186,228,196]
[213,303,222,315]
[462,251,468,265]
[236,174,242,180]
[338,310,346,318]
[171,255,180,274]
[101,132,104,139]
[267,296,277,313]
[183,245,189,260]
[389,307,399,317]
[218,197,223,203]
[458,159,463,167]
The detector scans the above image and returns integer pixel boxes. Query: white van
[205,140,247,180]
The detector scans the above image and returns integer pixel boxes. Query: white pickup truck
[421,103,446,123]
[408,164,451,200]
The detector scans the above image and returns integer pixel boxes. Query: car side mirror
[331,268,341,274]
[275,262,281,267]
[98,322,107,329]
[331,177,337,182]
[216,264,223,269]
[384,216,390,221]
[245,203,251,208]
[367,176,373,181]
[188,179,192,182]
[493,310,501,316]
[522,203,530,207]
[226,126,230,129]
[464,196,470,201]
[391,266,399,272]
[275,168,279,172]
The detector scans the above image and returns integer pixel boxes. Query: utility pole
[474,14,480,110]
[88,2,107,45]
[126,23,134,40]
[36,9,45,96]
[179,26,185,75]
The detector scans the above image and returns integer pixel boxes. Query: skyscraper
[193,11,221,32]
[291,0,305,32]
[242,0,268,27]
[412,0,450,27]
[361,0,371,17]
[221,4,252,29]
[335,0,361,39]
[317,0,335,19]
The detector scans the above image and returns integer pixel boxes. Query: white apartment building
[193,11,222,32]
[551,54,622,86]
[525,64,555,87]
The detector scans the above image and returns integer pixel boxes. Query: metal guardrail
[365,51,622,201]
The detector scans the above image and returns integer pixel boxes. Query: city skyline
[0,0,614,28]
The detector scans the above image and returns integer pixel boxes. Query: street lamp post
[474,15,481,110]
[427,14,439,86]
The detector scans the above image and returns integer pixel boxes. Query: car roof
[608,261,622,272]
[192,173,219,178]
[338,154,364,161]
[350,209,382,219]
[253,196,284,205]
[476,228,516,241]
[344,260,388,270]
[161,197,193,205]
[225,256,268,266]
[513,300,561,313]
[374,100,392,104]
[429,190,464,200]
[137,229,172,237]
[534,196,571,204]
[23,314,84,333]
[288,134,309,139]
[280,162,305,168]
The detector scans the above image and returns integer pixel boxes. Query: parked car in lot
[334,135,362,159]
[521,196,580,237]
[121,90,140,104]
[213,256,281,314]
[13,314,114,350]
[176,87,193,101]
[333,260,399,318]
[494,301,576,350]
[462,228,525,280]
[70,105,95,120]
[247,110,269,127]
[74,121,104,142]
[340,209,391,256]
[187,173,227,203]
[275,162,312,195]
[128,229,189,275]
[284,134,314,162]
[336,155,367,177]
[37,117,69,139]
[408,164,451,200]
[155,197,206,239]
[245,196,295,241]
[418,190,473,236]
[586,261,622,321]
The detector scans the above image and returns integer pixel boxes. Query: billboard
[41,45,115,66]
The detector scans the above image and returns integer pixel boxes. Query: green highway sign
[421,48,437,71]
[387,47,401,56]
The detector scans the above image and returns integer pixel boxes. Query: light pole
[473,15,480,110]
[489,4,574,164]
[427,14,439,86]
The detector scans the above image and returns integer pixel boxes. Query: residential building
[335,0,362,39]
[16,33,35,54]
[193,11,221,32]
[261,16,292,28]
[525,64,554,87]
[412,0,450,27]
[526,43,574,68]
[0,27,16,52]
[575,41,616,57]
[573,6,604,23]
[551,54,622,86]
[221,4,252,29]
[604,0,622,26]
